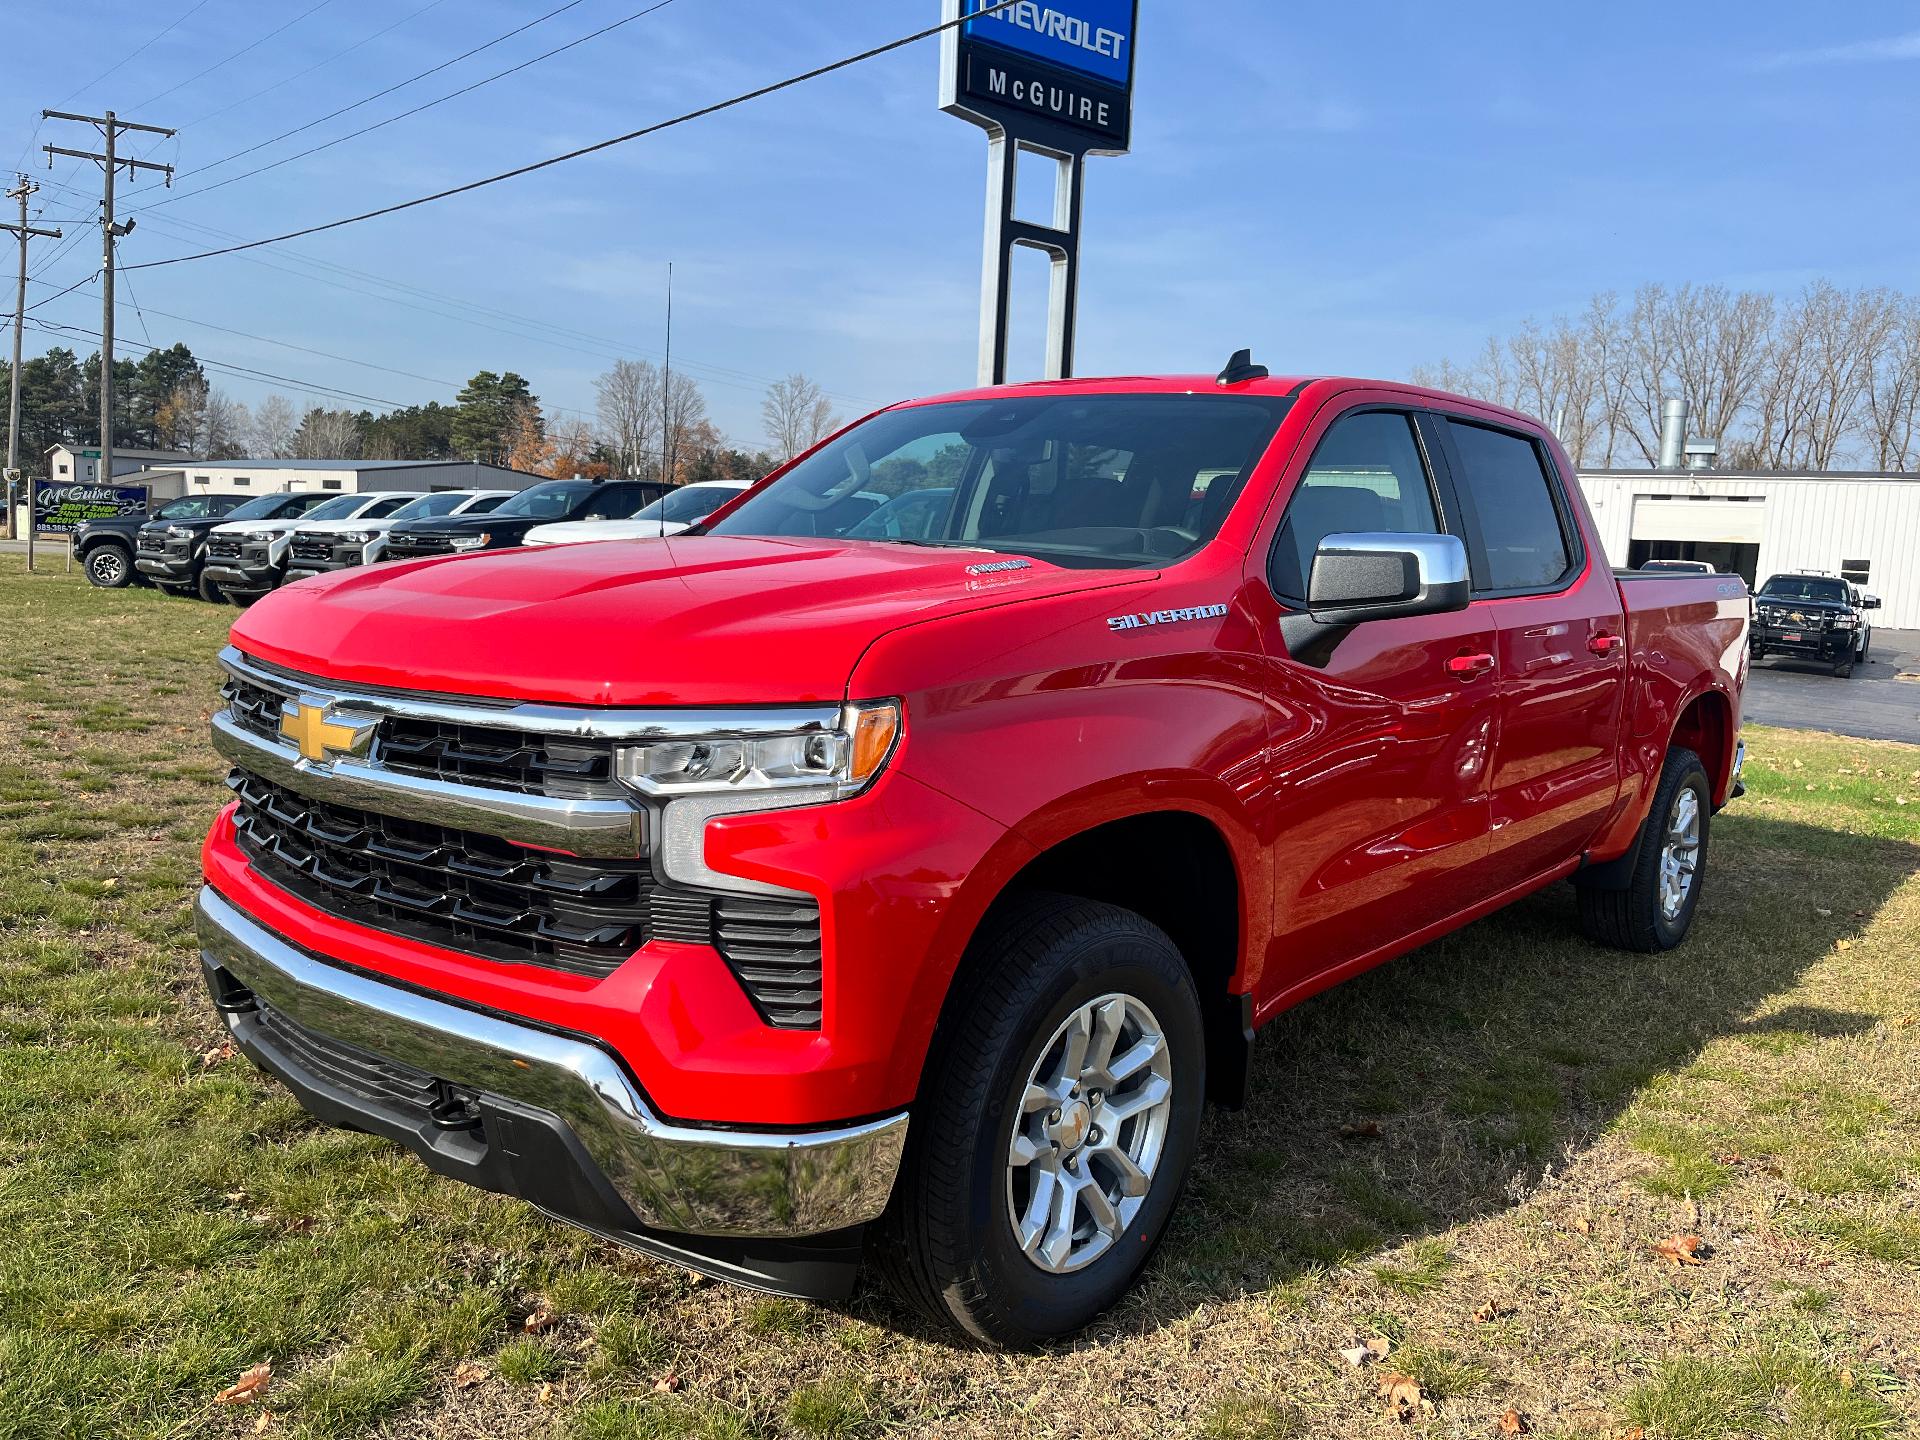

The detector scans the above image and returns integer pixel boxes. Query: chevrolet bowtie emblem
[279,698,377,764]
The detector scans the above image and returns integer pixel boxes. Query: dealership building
[136,457,539,496]
[1575,468,1920,628]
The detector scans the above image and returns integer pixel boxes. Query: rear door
[1250,400,1501,993]
[1431,413,1627,888]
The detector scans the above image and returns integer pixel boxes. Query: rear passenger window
[1271,411,1439,601]
[1445,421,1570,590]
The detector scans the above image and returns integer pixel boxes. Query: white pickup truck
[524,479,752,546]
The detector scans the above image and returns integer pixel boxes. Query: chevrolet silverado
[197,363,1748,1344]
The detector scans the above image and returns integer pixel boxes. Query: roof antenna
[1216,348,1268,386]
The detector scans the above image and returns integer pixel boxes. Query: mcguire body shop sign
[943,0,1139,153]
[34,482,149,534]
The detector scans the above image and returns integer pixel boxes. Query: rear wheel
[1577,747,1711,952]
[83,544,133,588]
[875,894,1204,1346]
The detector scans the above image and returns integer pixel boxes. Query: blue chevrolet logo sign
[964,0,1134,87]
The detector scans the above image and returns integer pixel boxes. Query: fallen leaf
[537,1381,553,1404]
[1570,1215,1593,1235]
[451,1361,488,1390]
[1366,1335,1392,1360]
[652,1372,681,1394]
[1897,1015,1916,1029]
[101,876,118,891]
[1653,1233,1709,1267]
[1339,1120,1383,1140]
[1472,1297,1515,1323]
[1496,1408,1531,1435]
[253,1411,271,1434]
[1378,1373,1431,1423]
[1836,939,1853,952]
[1339,1345,1372,1368]
[1840,1367,1855,1389]
[215,1363,272,1405]
[200,1040,235,1068]
[522,1301,557,1334]
[1814,906,1833,917]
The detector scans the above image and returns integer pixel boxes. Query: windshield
[633,485,739,525]
[156,496,219,519]
[392,491,472,519]
[1761,575,1847,603]
[491,481,596,519]
[226,493,315,521]
[302,494,374,523]
[706,394,1291,568]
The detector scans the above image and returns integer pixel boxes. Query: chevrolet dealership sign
[942,0,1138,153]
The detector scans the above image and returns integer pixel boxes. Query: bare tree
[206,394,250,460]
[294,407,365,459]
[593,359,662,479]
[251,394,298,458]
[1861,292,1920,470]
[662,371,708,483]
[761,373,838,460]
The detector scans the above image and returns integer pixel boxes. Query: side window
[467,495,506,514]
[1445,420,1571,591]
[363,496,411,519]
[1271,410,1440,601]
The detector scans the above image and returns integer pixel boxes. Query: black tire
[1577,747,1711,952]
[83,544,133,588]
[156,582,192,598]
[197,571,229,604]
[1834,653,1854,678]
[874,893,1205,1347]
[1860,631,1871,663]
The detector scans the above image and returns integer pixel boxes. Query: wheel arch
[1670,686,1736,806]
[922,804,1255,1110]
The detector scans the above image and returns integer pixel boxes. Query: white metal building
[46,443,191,485]
[1577,468,1920,628]
[141,457,540,496]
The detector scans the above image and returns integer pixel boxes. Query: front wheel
[1577,746,1711,952]
[875,894,1205,1346]
[1834,653,1854,678]
[84,545,134,588]
[197,571,229,604]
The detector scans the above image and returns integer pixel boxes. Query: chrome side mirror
[1308,531,1471,624]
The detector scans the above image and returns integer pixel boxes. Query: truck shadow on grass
[857,810,1919,1346]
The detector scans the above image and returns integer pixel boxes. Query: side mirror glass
[1307,531,1471,624]
[1863,594,1881,610]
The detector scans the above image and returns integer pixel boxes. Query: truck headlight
[1834,615,1857,628]
[449,533,489,550]
[616,701,900,801]
[337,529,377,544]
[166,525,193,538]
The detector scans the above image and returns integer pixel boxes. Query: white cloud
[1750,30,1920,70]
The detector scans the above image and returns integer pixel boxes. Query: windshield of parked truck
[1760,575,1848,604]
[302,494,378,523]
[632,484,742,525]
[705,394,1292,568]
[224,493,320,522]
[490,481,596,518]
[392,491,476,519]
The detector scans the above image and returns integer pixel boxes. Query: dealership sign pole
[940,0,1138,385]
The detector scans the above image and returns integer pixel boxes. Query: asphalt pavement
[1744,627,1920,744]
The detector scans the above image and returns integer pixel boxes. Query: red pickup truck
[197,362,1748,1344]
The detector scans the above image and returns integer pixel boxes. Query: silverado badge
[279,698,377,765]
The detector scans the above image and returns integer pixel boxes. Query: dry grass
[2,554,1918,1439]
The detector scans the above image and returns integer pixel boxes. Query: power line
[131,0,344,111]
[168,0,452,137]
[143,0,682,211]
[50,0,218,112]
[122,0,1020,273]
[122,0,593,202]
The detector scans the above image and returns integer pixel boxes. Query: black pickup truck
[74,493,248,588]
[134,492,334,599]
[383,479,671,560]
[1751,572,1880,677]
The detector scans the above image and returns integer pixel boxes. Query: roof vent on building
[1216,348,1269,386]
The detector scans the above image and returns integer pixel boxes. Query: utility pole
[3,176,61,556]
[42,108,174,519]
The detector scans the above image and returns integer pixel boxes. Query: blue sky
[5,1,1918,446]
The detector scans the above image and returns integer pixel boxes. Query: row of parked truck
[70,476,756,602]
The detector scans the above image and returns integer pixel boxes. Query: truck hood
[294,517,399,535]
[230,534,1148,706]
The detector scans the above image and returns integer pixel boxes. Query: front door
[1249,402,1500,1004]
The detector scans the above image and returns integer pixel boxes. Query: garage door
[1630,497,1766,545]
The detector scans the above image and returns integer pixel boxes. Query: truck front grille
[229,768,655,978]
[137,532,168,554]
[206,535,243,560]
[387,535,454,558]
[218,672,623,802]
[290,534,337,563]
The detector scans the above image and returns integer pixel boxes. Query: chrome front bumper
[195,886,907,1240]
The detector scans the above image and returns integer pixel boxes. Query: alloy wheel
[1659,785,1701,921]
[1005,992,1174,1274]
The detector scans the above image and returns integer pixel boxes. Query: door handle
[1446,651,1495,678]
[1588,633,1624,655]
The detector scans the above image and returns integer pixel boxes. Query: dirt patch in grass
[2,557,1918,1439]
